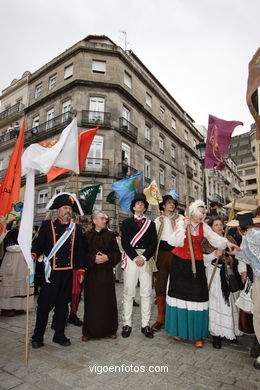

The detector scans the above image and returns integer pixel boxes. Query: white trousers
[122,257,152,328]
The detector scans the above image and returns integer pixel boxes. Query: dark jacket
[32,219,85,271]
[121,216,157,261]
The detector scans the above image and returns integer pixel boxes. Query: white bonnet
[188,200,206,217]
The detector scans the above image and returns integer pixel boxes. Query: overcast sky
[0,0,259,135]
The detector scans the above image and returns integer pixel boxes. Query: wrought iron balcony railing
[0,102,25,121]
[119,118,137,140]
[81,110,111,127]
[117,163,137,179]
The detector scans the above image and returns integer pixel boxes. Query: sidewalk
[0,283,259,390]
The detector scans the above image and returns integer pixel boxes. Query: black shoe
[53,336,71,346]
[141,326,154,338]
[226,337,238,344]
[121,325,132,338]
[133,300,140,307]
[253,358,260,370]
[212,336,221,349]
[31,340,44,349]
[68,315,83,327]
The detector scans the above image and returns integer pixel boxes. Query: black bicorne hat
[46,192,83,215]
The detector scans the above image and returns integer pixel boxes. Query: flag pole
[184,164,196,277]
[208,198,236,290]
[25,268,30,366]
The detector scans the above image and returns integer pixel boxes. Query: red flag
[47,127,98,182]
[246,48,260,140]
[0,119,25,217]
[205,115,243,170]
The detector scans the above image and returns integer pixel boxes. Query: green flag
[78,184,100,214]
[106,191,117,205]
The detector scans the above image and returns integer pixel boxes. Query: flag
[78,184,100,214]
[18,118,79,276]
[246,48,260,140]
[47,127,98,182]
[144,180,163,205]
[106,191,117,205]
[204,114,243,170]
[22,118,79,175]
[169,189,179,199]
[112,172,143,211]
[0,119,25,221]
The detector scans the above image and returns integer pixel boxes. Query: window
[146,93,152,107]
[122,106,130,121]
[93,186,103,210]
[64,64,73,79]
[159,107,165,120]
[124,72,132,88]
[171,174,177,189]
[144,158,151,179]
[193,139,197,148]
[171,118,176,130]
[238,170,243,176]
[62,100,71,122]
[89,97,105,123]
[31,115,39,135]
[37,190,48,213]
[121,143,131,176]
[35,83,42,98]
[159,135,164,153]
[49,74,57,90]
[145,124,151,144]
[184,130,188,141]
[245,168,256,175]
[92,60,106,74]
[86,135,103,171]
[46,108,54,129]
[159,167,165,188]
[193,162,198,176]
[55,186,65,195]
[171,145,176,160]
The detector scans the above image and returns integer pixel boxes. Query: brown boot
[151,296,166,331]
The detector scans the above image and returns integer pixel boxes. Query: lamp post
[196,141,207,208]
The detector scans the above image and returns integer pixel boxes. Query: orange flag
[47,127,98,183]
[0,119,25,218]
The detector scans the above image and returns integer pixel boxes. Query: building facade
[0,35,206,226]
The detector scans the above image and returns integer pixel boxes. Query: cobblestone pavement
[0,283,259,390]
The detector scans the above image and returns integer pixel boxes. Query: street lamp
[196,141,207,208]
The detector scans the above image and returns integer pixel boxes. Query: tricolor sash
[42,221,75,283]
[121,218,151,270]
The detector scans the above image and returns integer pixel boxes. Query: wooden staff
[208,198,236,290]
[25,268,30,366]
[184,164,196,277]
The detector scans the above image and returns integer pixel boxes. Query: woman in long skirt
[165,200,239,347]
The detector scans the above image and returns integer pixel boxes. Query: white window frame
[171,174,177,189]
[31,115,40,135]
[64,64,73,80]
[146,93,152,107]
[159,106,165,120]
[46,108,55,129]
[171,145,176,160]
[62,99,71,122]
[92,60,106,74]
[124,71,132,88]
[159,167,165,187]
[145,124,151,142]
[172,118,176,130]
[49,74,57,90]
[35,83,42,98]
[159,135,165,152]
[86,135,103,171]
[37,190,48,213]
[144,158,151,179]
[54,186,65,195]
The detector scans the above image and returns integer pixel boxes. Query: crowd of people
[0,191,260,369]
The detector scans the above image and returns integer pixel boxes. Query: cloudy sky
[0,0,259,135]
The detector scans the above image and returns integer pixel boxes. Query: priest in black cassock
[82,210,121,341]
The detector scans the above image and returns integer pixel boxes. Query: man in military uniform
[31,193,85,348]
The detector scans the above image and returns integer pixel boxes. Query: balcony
[24,112,73,145]
[117,163,137,179]
[118,118,137,141]
[0,102,25,125]
[81,110,111,127]
[36,203,47,213]
[0,127,20,148]
[212,193,224,204]
[144,177,151,185]
[186,165,194,179]
[82,158,109,176]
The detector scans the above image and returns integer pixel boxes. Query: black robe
[83,228,121,338]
